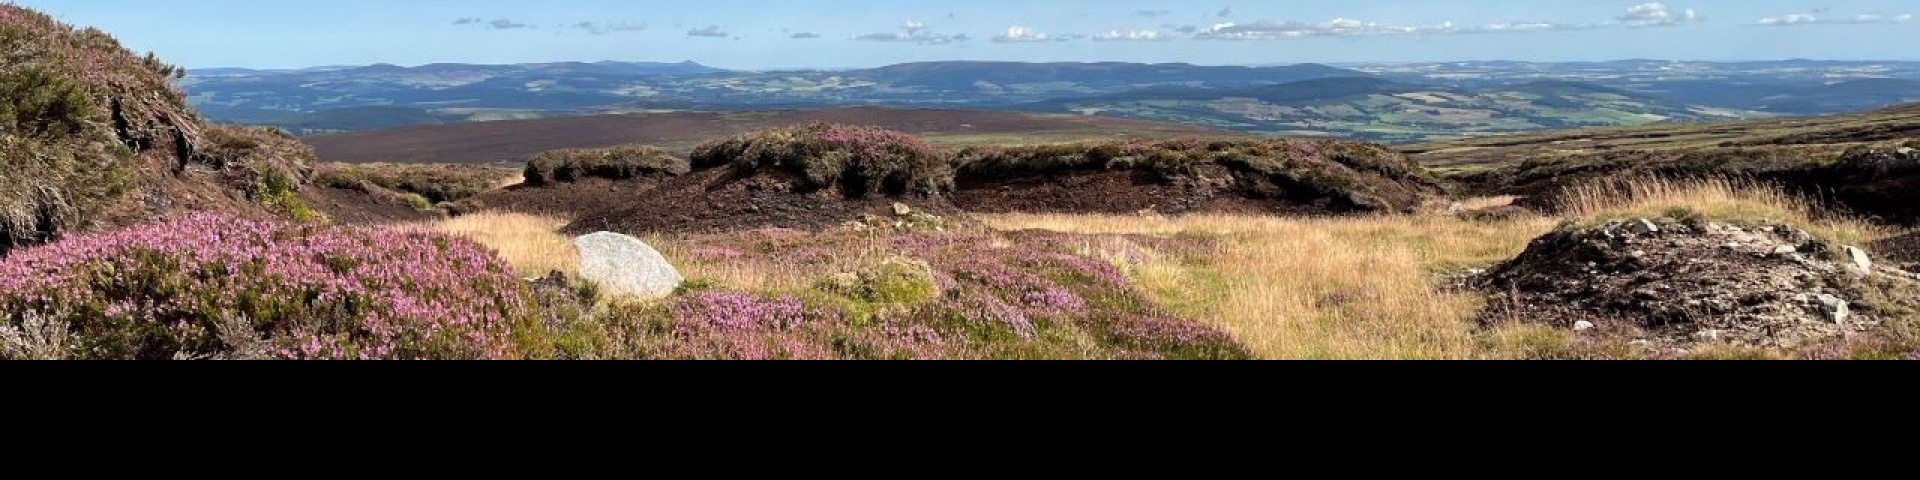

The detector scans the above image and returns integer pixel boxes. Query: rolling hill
[1025,77,1763,143]
[303,107,1243,163]
[1409,102,1920,222]
[184,61,1368,135]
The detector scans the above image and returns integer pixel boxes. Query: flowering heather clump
[691,123,954,197]
[0,214,548,360]
[630,229,1252,360]
[672,292,809,333]
[3,5,314,253]
[608,289,957,360]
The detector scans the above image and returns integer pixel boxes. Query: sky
[11,0,1920,70]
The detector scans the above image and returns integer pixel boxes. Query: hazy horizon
[12,0,1919,70]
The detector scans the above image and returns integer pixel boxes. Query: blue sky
[11,1,1919,69]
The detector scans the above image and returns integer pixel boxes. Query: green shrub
[692,123,953,197]
[524,145,689,186]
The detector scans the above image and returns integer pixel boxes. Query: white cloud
[575,21,646,35]
[1093,30,1172,42]
[488,19,533,30]
[1759,12,1916,26]
[1196,19,1458,40]
[994,26,1072,43]
[1136,10,1174,18]
[687,25,730,38]
[854,21,969,44]
[1618,3,1703,27]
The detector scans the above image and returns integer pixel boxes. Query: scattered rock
[893,202,914,217]
[1813,294,1851,324]
[1480,221,1903,349]
[1844,246,1874,276]
[1627,219,1660,235]
[573,232,684,299]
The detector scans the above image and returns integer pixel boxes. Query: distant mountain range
[180,59,1920,143]
[1021,77,1761,143]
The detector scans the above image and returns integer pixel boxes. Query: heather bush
[524,145,689,186]
[314,162,512,205]
[951,138,1447,212]
[0,214,552,360]
[3,5,309,253]
[692,123,953,197]
[600,230,1251,360]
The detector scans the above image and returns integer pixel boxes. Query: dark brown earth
[1481,219,1920,351]
[304,108,1238,163]
[564,166,958,235]
[952,166,1383,216]
[1871,230,1920,271]
[462,178,671,219]
[300,186,441,225]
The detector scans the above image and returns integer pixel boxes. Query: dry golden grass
[1559,176,1889,246]
[434,212,580,277]
[433,211,881,293]
[984,213,1559,359]
[643,233,891,294]
[985,177,1901,359]
[433,175,1898,360]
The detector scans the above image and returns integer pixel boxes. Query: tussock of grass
[434,212,580,278]
[983,212,1558,359]
[1558,176,1889,247]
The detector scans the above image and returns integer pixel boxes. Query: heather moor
[6,1,1920,360]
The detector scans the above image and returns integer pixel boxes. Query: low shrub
[523,145,689,186]
[692,123,953,197]
[593,230,1251,360]
[951,138,1448,212]
[0,214,550,360]
[314,162,512,211]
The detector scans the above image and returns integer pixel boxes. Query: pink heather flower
[0,213,536,360]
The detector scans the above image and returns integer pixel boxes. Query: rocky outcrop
[1480,219,1920,350]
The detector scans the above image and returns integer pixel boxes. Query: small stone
[1899,147,1917,157]
[1573,321,1597,333]
[892,202,914,216]
[1628,340,1656,350]
[1772,245,1798,255]
[1814,294,1851,324]
[1627,219,1660,235]
[1844,246,1874,276]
